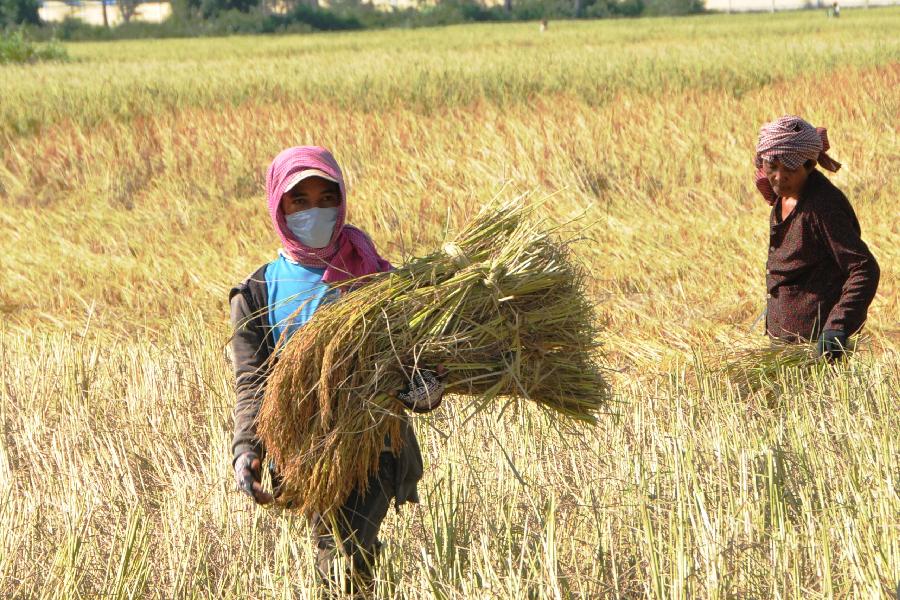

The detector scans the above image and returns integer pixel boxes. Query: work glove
[234,451,274,505]
[394,366,447,413]
[817,329,848,362]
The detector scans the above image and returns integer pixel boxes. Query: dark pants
[311,452,397,596]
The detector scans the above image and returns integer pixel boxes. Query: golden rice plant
[258,198,610,513]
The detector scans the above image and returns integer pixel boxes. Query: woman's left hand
[817,329,848,361]
[393,365,447,413]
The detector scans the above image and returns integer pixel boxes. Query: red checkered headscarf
[753,115,841,205]
[266,146,391,284]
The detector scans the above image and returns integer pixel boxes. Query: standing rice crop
[258,198,610,513]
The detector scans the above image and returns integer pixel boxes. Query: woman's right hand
[233,452,274,505]
[393,365,447,413]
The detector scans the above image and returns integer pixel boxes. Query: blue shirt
[265,254,337,347]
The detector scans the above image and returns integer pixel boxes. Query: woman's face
[763,158,812,199]
[280,176,341,216]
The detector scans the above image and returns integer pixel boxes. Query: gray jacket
[229,264,424,505]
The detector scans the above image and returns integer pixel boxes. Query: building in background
[39,0,171,25]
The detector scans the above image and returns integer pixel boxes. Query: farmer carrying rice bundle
[229,146,445,594]
[231,146,608,595]
[754,115,880,360]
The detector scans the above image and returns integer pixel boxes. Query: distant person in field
[754,115,879,359]
[831,1,840,17]
[540,19,549,32]
[229,146,445,594]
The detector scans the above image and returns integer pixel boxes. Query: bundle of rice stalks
[720,340,823,396]
[258,198,609,513]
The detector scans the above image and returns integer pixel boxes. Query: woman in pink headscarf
[228,146,445,593]
[754,116,879,358]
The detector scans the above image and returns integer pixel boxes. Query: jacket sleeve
[230,292,269,464]
[815,200,880,334]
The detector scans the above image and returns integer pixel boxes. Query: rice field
[1,8,899,598]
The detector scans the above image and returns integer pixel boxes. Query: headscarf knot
[753,115,841,205]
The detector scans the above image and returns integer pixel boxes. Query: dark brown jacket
[765,170,880,342]
[229,265,423,505]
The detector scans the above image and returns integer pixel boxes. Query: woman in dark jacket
[754,116,880,358]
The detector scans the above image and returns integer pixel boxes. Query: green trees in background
[495,0,647,19]
[0,28,68,61]
[167,0,700,24]
[643,0,703,14]
[8,0,704,39]
[119,0,142,22]
[586,0,646,16]
[172,0,262,19]
[1,0,40,26]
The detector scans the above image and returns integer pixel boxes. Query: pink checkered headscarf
[266,146,391,283]
[753,115,841,205]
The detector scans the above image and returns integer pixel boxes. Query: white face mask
[284,207,339,249]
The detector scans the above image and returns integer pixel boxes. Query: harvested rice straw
[720,340,822,396]
[258,198,610,513]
